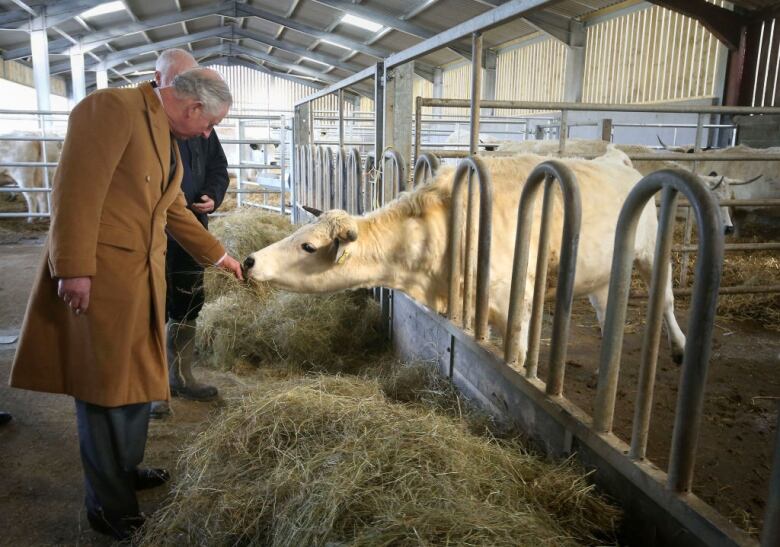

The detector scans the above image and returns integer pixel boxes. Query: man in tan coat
[9,68,243,540]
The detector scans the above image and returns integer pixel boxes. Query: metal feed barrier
[289,2,779,541]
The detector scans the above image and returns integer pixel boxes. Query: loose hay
[197,285,386,373]
[139,376,619,547]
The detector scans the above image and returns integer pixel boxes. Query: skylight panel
[340,14,382,32]
[80,1,125,19]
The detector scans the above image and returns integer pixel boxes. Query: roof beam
[214,56,330,91]
[229,43,345,84]
[235,2,392,60]
[524,10,580,45]
[2,1,234,60]
[10,0,106,30]
[232,26,364,74]
[644,0,745,51]
[64,26,227,73]
[310,0,472,59]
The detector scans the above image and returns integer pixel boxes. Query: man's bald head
[155,48,198,88]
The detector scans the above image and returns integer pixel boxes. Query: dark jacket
[175,130,229,229]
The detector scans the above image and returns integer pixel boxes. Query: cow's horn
[657,135,669,149]
[729,174,763,186]
[302,205,323,217]
[708,176,725,190]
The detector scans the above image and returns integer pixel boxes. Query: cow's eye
[301,243,317,254]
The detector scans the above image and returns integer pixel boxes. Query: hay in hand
[204,208,295,297]
[139,375,620,546]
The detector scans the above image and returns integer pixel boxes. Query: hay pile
[140,375,619,546]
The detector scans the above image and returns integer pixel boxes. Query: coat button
[145,175,151,182]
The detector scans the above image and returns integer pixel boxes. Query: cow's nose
[724,225,735,236]
[244,256,255,270]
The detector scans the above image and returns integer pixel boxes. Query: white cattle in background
[245,150,687,368]
[445,126,500,151]
[0,132,61,217]
[497,139,750,234]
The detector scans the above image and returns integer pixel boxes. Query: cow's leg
[636,257,686,364]
[587,284,610,334]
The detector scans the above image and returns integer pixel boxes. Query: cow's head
[702,171,762,236]
[243,208,362,292]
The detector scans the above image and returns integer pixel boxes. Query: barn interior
[0,0,779,546]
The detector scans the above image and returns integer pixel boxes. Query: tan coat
[10,82,226,407]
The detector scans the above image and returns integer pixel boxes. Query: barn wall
[0,59,67,98]
[582,2,727,105]
[748,16,780,107]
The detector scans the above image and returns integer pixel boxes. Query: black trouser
[75,400,150,519]
[166,238,205,322]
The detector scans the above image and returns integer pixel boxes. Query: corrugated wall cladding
[751,17,780,107]
[582,2,726,104]
[209,65,318,112]
[495,37,567,115]
[440,63,472,117]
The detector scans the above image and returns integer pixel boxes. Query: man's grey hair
[155,48,196,78]
[172,69,232,115]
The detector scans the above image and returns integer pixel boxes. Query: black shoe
[134,467,170,490]
[170,383,219,402]
[87,509,145,541]
[0,412,11,426]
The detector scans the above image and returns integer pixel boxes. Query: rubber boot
[168,319,218,401]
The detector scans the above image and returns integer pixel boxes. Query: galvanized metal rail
[503,160,581,395]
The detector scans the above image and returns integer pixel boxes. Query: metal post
[414,96,422,164]
[524,177,555,378]
[280,115,287,216]
[338,89,345,149]
[462,31,483,331]
[630,187,678,459]
[680,114,704,288]
[30,12,51,113]
[69,44,86,104]
[237,118,245,208]
[96,70,108,89]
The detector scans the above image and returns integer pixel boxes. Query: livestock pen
[290,4,780,547]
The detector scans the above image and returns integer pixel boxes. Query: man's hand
[218,255,244,281]
[57,277,92,315]
[191,194,215,214]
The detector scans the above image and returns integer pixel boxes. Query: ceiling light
[321,39,351,51]
[340,14,382,32]
[80,1,125,19]
[301,57,330,67]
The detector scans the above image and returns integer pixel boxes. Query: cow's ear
[338,227,358,242]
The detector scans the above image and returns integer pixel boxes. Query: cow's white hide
[246,151,687,368]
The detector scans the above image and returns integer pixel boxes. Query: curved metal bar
[503,161,582,397]
[362,152,375,214]
[412,153,440,188]
[382,147,408,200]
[446,156,494,340]
[591,169,724,495]
[347,148,362,214]
[335,146,348,210]
[314,146,326,209]
[323,147,334,210]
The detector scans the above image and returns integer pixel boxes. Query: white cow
[0,133,61,217]
[445,127,500,151]
[497,139,744,234]
[245,151,687,368]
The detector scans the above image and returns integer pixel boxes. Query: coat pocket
[97,223,143,252]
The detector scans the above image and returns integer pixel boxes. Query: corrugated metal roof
[0,0,773,93]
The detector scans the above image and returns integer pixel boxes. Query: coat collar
[140,81,171,187]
